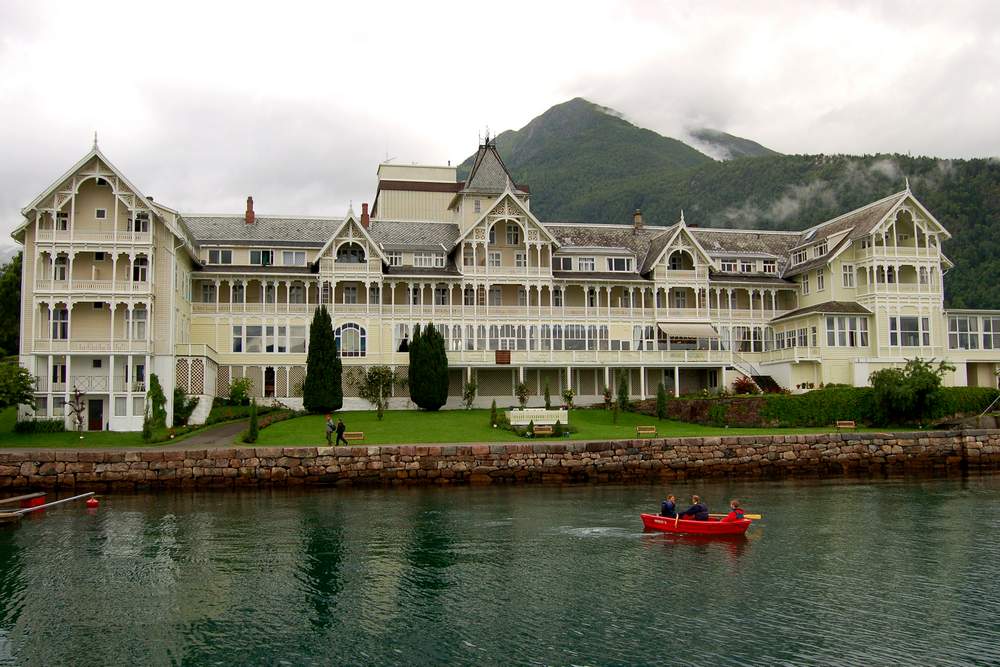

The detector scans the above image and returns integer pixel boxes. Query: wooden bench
[532,425,554,436]
[636,425,658,437]
[343,431,365,442]
[835,420,856,430]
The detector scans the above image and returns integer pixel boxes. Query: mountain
[685,128,780,160]
[460,99,1000,308]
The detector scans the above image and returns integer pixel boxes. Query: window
[578,257,595,272]
[411,287,421,305]
[816,269,825,291]
[266,283,277,304]
[208,250,232,265]
[672,289,687,309]
[56,212,68,231]
[792,249,808,265]
[798,328,808,347]
[94,252,105,261]
[553,288,563,307]
[414,252,444,268]
[343,286,358,304]
[740,260,754,273]
[231,281,245,303]
[919,267,929,285]
[814,241,828,257]
[290,326,306,353]
[250,250,274,266]
[474,199,481,214]
[289,284,305,304]
[889,316,923,347]
[464,287,475,306]
[506,225,520,245]
[52,364,66,384]
[515,253,526,268]
[554,256,572,271]
[51,308,68,339]
[463,246,475,266]
[801,274,810,295]
[588,289,597,308]
[386,252,402,267]
[721,260,737,272]
[336,244,365,263]
[488,251,501,268]
[282,251,306,266]
[488,226,496,244]
[949,316,979,350]
[762,260,777,274]
[54,256,68,281]
[202,284,217,303]
[435,287,448,305]
[246,325,262,353]
[489,286,502,306]
[132,257,148,282]
[517,288,527,306]
[276,326,287,353]
[232,326,243,352]
[129,212,150,233]
[983,318,1000,349]
[843,264,855,288]
[132,309,147,340]
[606,257,634,272]
[265,326,276,353]
[95,208,107,220]
[369,285,380,304]
[335,323,367,357]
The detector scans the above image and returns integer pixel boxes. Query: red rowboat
[640,513,752,536]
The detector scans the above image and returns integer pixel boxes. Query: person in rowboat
[659,494,677,518]
[678,495,709,521]
[720,499,746,522]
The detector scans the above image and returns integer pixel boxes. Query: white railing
[32,339,150,353]
[35,279,146,293]
[760,346,822,363]
[856,246,936,259]
[34,230,152,244]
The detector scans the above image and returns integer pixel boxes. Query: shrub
[562,388,575,408]
[246,400,259,443]
[707,403,727,427]
[207,403,275,424]
[358,365,395,420]
[526,419,534,437]
[228,377,253,406]
[602,386,613,410]
[869,358,955,425]
[490,399,498,427]
[553,420,563,436]
[656,382,668,420]
[544,383,551,410]
[14,419,65,434]
[303,305,343,413]
[612,402,619,424]
[616,370,630,411]
[173,387,198,426]
[760,386,872,427]
[515,381,531,409]
[732,376,759,395]
[409,323,449,411]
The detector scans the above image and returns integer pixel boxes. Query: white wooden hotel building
[13,140,1000,430]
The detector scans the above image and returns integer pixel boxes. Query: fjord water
[1,477,998,666]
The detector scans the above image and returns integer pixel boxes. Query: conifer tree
[617,369,630,412]
[303,305,342,413]
[410,323,448,410]
[246,399,259,443]
[656,382,668,420]
[407,323,423,405]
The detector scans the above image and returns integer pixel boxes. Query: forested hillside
[462,99,1000,308]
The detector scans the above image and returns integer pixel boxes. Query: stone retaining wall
[2,430,999,492]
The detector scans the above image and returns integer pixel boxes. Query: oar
[709,512,762,520]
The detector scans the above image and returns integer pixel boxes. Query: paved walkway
[155,420,248,450]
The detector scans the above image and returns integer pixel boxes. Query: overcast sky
[2,0,998,244]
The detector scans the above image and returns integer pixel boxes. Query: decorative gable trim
[646,216,715,270]
[316,213,387,262]
[452,189,560,248]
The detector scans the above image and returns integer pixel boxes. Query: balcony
[760,346,822,363]
[856,245,938,260]
[35,279,148,294]
[32,339,150,353]
[34,230,152,245]
[33,376,146,393]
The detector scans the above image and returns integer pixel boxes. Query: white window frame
[762,260,777,274]
[282,250,306,266]
[488,251,501,268]
[792,250,808,265]
[208,249,233,265]
[816,269,825,291]
[95,208,107,220]
[515,252,526,268]
[721,260,738,272]
[250,250,274,266]
[386,251,402,267]
[842,264,855,288]
[506,225,520,245]
[554,256,572,271]
[739,260,754,273]
[578,257,595,272]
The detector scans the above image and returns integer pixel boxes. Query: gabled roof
[640,216,716,273]
[454,190,560,247]
[771,300,872,323]
[314,212,388,262]
[546,222,670,274]
[461,141,527,194]
[799,190,907,245]
[369,220,461,251]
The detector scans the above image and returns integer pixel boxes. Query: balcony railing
[33,376,146,393]
[856,246,938,259]
[760,346,823,363]
[32,339,150,353]
[34,230,152,244]
[35,279,148,293]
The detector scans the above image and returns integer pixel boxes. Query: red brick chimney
[245,196,255,224]
[361,202,370,229]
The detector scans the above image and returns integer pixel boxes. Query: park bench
[532,425,554,436]
[343,431,365,442]
[636,425,658,437]
[835,420,856,430]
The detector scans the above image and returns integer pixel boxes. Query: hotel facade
[13,141,1000,430]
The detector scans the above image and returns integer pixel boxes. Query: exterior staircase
[751,375,783,393]
[188,395,214,425]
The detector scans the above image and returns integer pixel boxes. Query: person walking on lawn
[335,418,349,446]
[325,414,335,445]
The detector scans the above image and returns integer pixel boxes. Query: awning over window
[657,322,720,338]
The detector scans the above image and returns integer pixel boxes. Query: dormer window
[792,249,808,265]
[250,250,274,266]
[762,260,777,274]
[740,260,754,273]
[386,251,402,267]
[208,249,232,265]
[721,260,737,272]
[606,257,634,272]
[554,256,572,271]
[578,257,595,272]
[814,241,828,257]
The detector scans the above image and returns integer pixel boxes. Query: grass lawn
[255,407,892,447]
[0,407,147,449]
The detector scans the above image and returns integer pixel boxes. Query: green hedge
[14,419,66,434]
[759,386,999,427]
[207,404,276,425]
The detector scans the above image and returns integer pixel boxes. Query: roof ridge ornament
[680,209,685,225]
[905,176,911,192]
[92,131,98,151]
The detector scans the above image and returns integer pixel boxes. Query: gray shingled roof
[368,220,460,250]
[462,143,520,194]
[770,300,871,323]
[183,215,337,246]
[692,228,800,276]
[804,191,905,244]
[544,223,674,276]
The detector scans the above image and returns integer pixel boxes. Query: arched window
[336,243,366,264]
[335,323,366,357]
[132,257,149,282]
[231,280,244,303]
[53,255,68,281]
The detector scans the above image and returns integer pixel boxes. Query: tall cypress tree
[407,324,423,406]
[422,323,449,411]
[304,305,342,412]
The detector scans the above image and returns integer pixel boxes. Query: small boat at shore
[640,513,752,536]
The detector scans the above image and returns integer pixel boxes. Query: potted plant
[562,388,575,409]
[515,381,531,409]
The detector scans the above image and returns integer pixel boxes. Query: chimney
[245,196,255,225]
[361,202,370,229]
[632,208,643,231]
